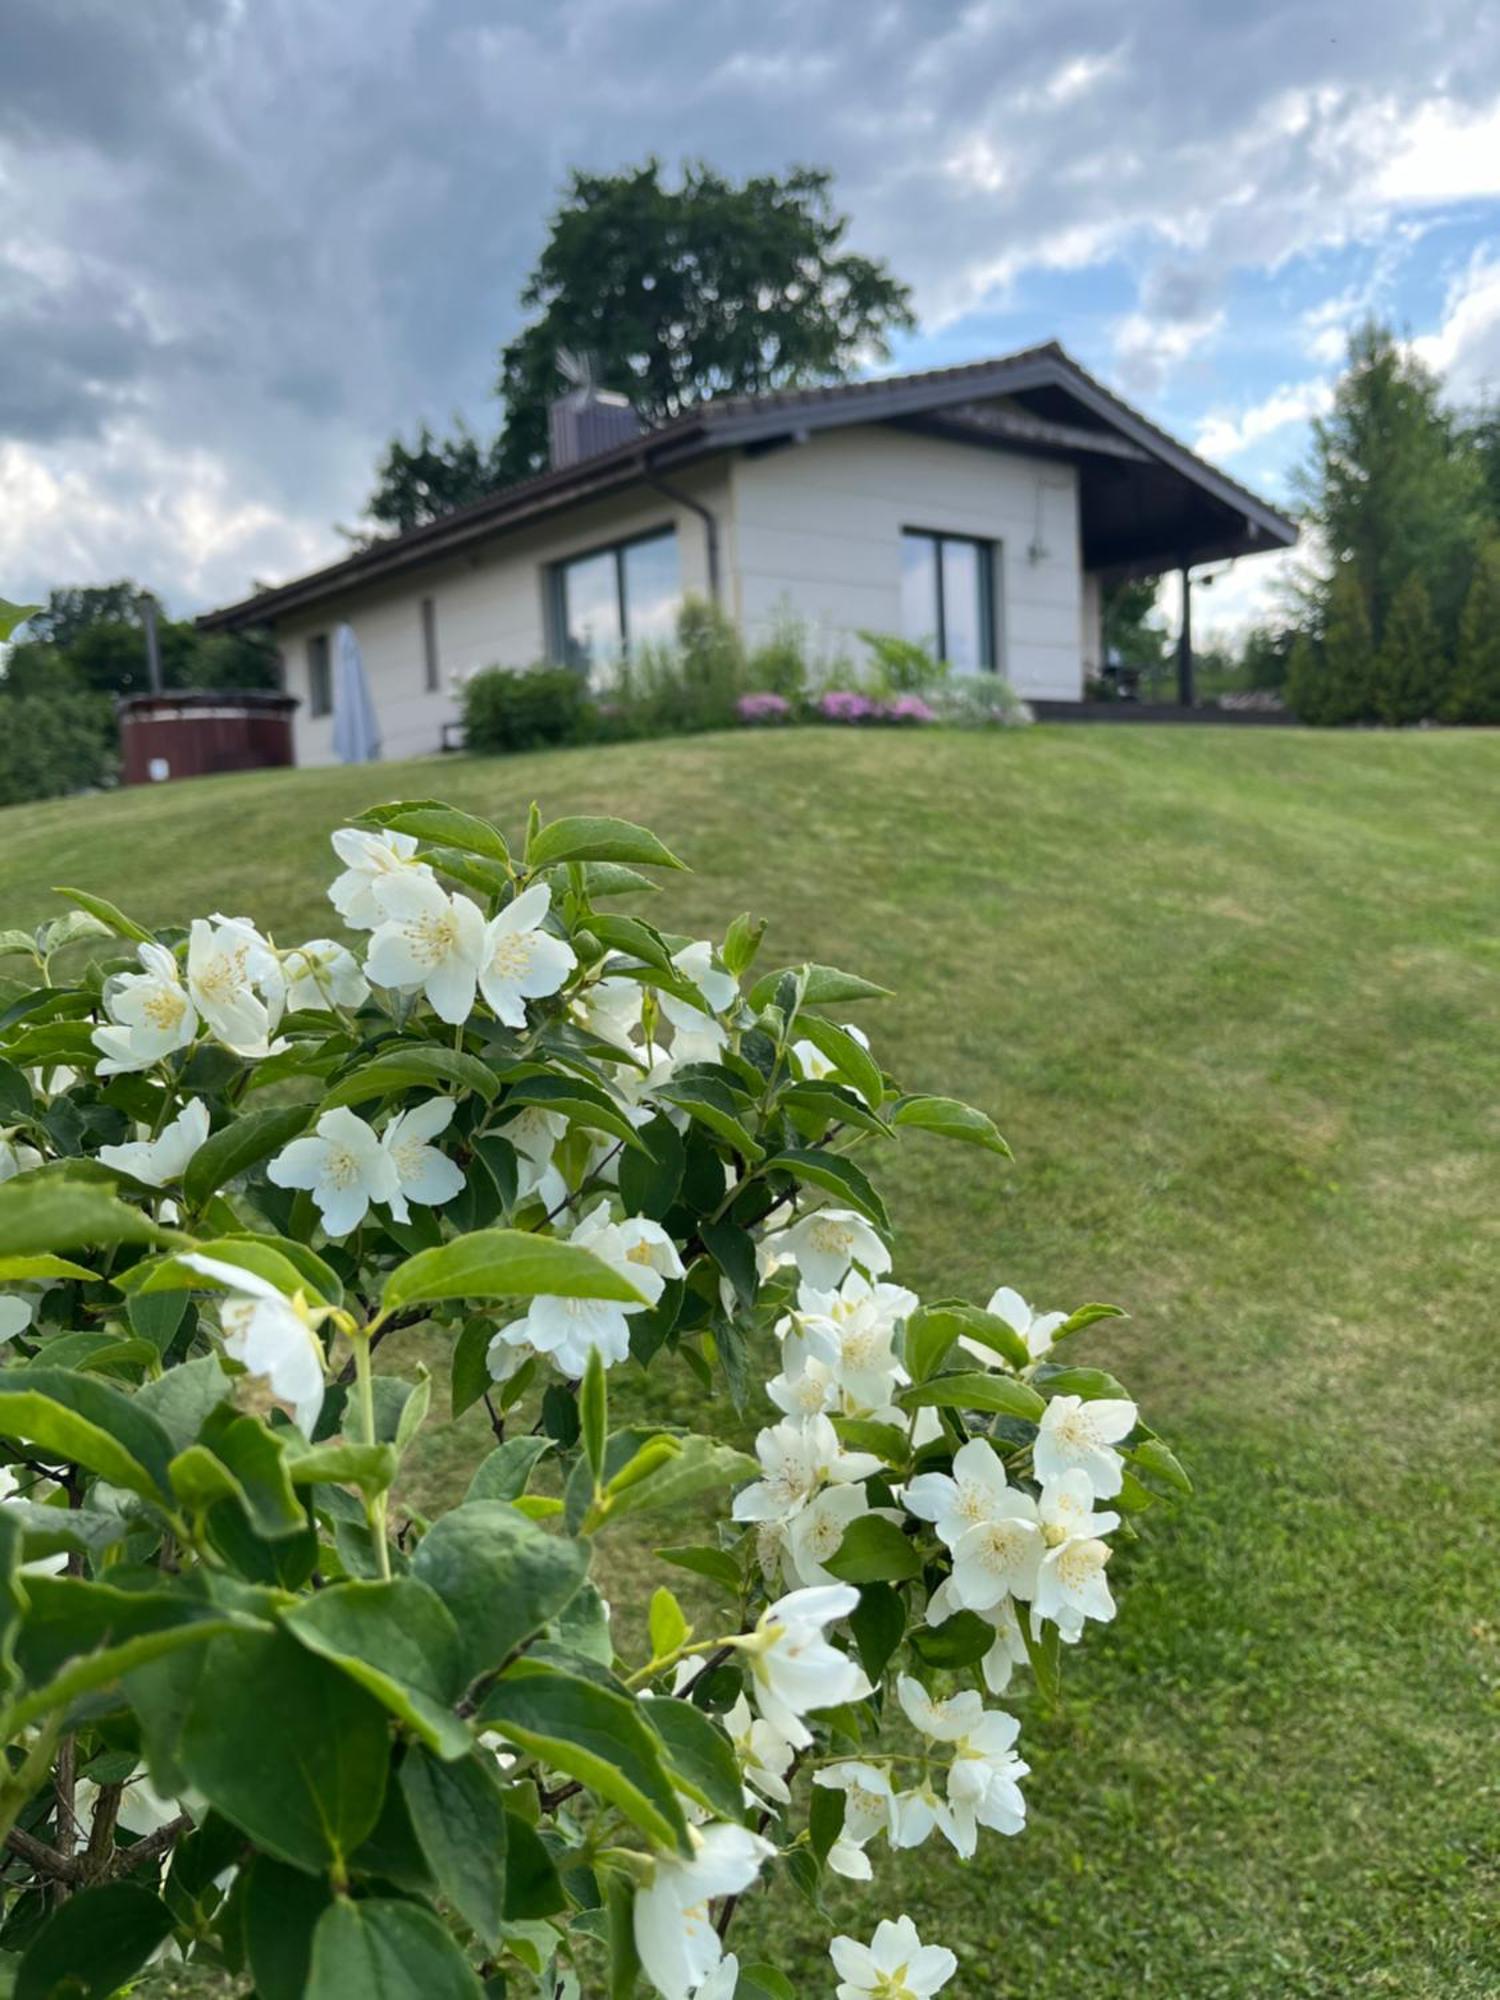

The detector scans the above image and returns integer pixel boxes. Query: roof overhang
[198,343,1296,631]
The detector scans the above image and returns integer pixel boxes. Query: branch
[3,1826,80,1884]
[109,1813,193,1879]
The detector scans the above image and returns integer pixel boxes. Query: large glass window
[900,529,996,672]
[553,528,680,680]
[306,632,331,718]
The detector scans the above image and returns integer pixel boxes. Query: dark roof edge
[199,343,1296,630]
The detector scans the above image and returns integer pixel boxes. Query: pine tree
[1320,565,1378,723]
[1285,632,1325,723]
[1445,540,1500,723]
[1372,574,1442,725]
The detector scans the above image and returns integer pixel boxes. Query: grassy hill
[3,725,1498,1997]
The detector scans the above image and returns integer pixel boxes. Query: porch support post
[1177,563,1194,708]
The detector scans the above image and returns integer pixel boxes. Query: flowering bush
[813,690,935,727]
[735,693,792,726]
[0,795,1187,1997]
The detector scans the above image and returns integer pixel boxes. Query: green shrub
[612,596,749,735]
[1445,538,1500,723]
[461,662,592,753]
[745,606,812,698]
[857,629,950,693]
[1372,573,1443,725]
[0,688,116,807]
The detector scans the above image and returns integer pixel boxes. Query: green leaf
[909,1300,1029,1375]
[286,1439,400,1496]
[381,1228,647,1316]
[359,798,512,865]
[1031,1363,1131,1401]
[399,1744,509,1947]
[121,1234,322,1303]
[655,1076,764,1162]
[700,1216,758,1310]
[0,930,38,963]
[0,599,41,644]
[823,1514,921,1584]
[15,1882,175,2000]
[891,1093,1012,1158]
[502,1070,650,1153]
[0,1253,97,1282]
[765,1147,890,1233]
[781,1080,891,1141]
[849,1581,906,1682]
[580,1349,607,1481]
[410,1499,591,1681]
[897,1371,1046,1420]
[910,1609,997,1669]
[48,886,153,945]
[1129,1435,1193,1496]
[645,1696,744,1819]
[0,1174,177,1255]
[135,1354,231,1449]
[739,1966,797,2000]
[1053,1301,1129,1342]
[526,814,686,872]
[207,1412,307,1538]
[450,1317,494,1421]
[749,962,891,1010]
[793,1014,885,1109]
[1021,1607,1062,1704]
[0,1509,23,1698]
[182,1103,312,1207]
[648,1585,688,1659]
[657,1544,742,1594]
[479,1660,690,1852]
[284,1578,471,1760]
[0,1366,174,1499]
[321,1044,499,1109]
[467,1435,553,1504]
[505,1808,566,1919]
[586,912,676,973]
[618,1112,685,1220]
[306,1896,484,2000]
[178,1626,390,1872]
[244,1855,333,2000]
[588,1434,755,1531]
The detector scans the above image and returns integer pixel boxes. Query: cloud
[1195,380,1335,461]
[0,0,1498,611]
[1410,252,1500,398]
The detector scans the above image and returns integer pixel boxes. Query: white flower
[99,1099,211,1189]
[781,1273,916,1414]
[786,1483,871,1586]
[830,1916,957,2000]
[328,826,430,930]
[1032,1469,1120,1636]
[924,1578,1029,1695]
[735,1583,870,1749]
[187,915,286,1059]
[1033,1394,1137,1499]
[365,872,487,1025]
[814,1761,896,1880]
[574,971,645,1051]
[267,1106,401,1236]
[903,1438,1014,1550]
[282,937,370,1013]
[380,1098,465,1222]
[896,1675,1029,1857]
[633,1822,773,2000]
[961,1284,1067,1368]
[762,1208,891,1293]
[0,1131,43,1183]
[659,940,737,1061]
[693,1957,740,2000]
[731,1416,881,1527]
[505,1104,569,1212]
[490,1206,676,1378]
[766,1355,839,1420]
[723,1693,796,1807]
[479,884,577,1028]
[92,942,198,1075]
[0,1294,34,1342]
[182,1255,326,1434]
[896,1674,985,1745]
[949,1486,1043,1611]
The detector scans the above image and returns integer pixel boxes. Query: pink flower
[737,692,793,724]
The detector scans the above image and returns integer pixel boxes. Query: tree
[1297,322,1483,657]
[1372,572,1442,724]
[1240,624,1298,691]
[23,580,149,648]
[1100,578,1169,691]
[362,420,505,538]
[3,586,278,699]
[1287,565,1376,724]
[1445,538,1500,723]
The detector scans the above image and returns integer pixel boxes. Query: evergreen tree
[1445,539,1500,723]
[1372,573,1442,725]
[1285,631,1324,723]
[1320,564,1378,723]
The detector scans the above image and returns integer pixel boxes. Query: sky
[3,0,1500,641]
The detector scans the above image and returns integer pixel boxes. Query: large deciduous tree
[362,162,915,528]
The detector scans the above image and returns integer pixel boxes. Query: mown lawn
[2,724,1497,1997]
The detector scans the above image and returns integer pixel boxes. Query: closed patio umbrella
[331,622,382,764]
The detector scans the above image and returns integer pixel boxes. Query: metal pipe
[1177,564,1194,708]
[639,457,721,605]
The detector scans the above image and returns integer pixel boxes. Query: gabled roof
[199,341,1297,630]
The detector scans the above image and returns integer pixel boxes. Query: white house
[198,343,1296,765]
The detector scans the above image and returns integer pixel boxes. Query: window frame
[548,523,680,671]
[900,527,998,672]
[306,632,332,719]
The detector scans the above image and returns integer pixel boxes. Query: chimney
[548,350,642,469]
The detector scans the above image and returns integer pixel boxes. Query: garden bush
[0,793,1185,1996]
[461,663,594,753]
[856,631,950,695]
[0,688,116,808]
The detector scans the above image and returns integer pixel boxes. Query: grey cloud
[1,0,1498,608]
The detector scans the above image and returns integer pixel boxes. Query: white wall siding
[277,470,725,767]
[727,427,1084,699]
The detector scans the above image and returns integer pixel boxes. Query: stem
[351,1330,391,1582]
